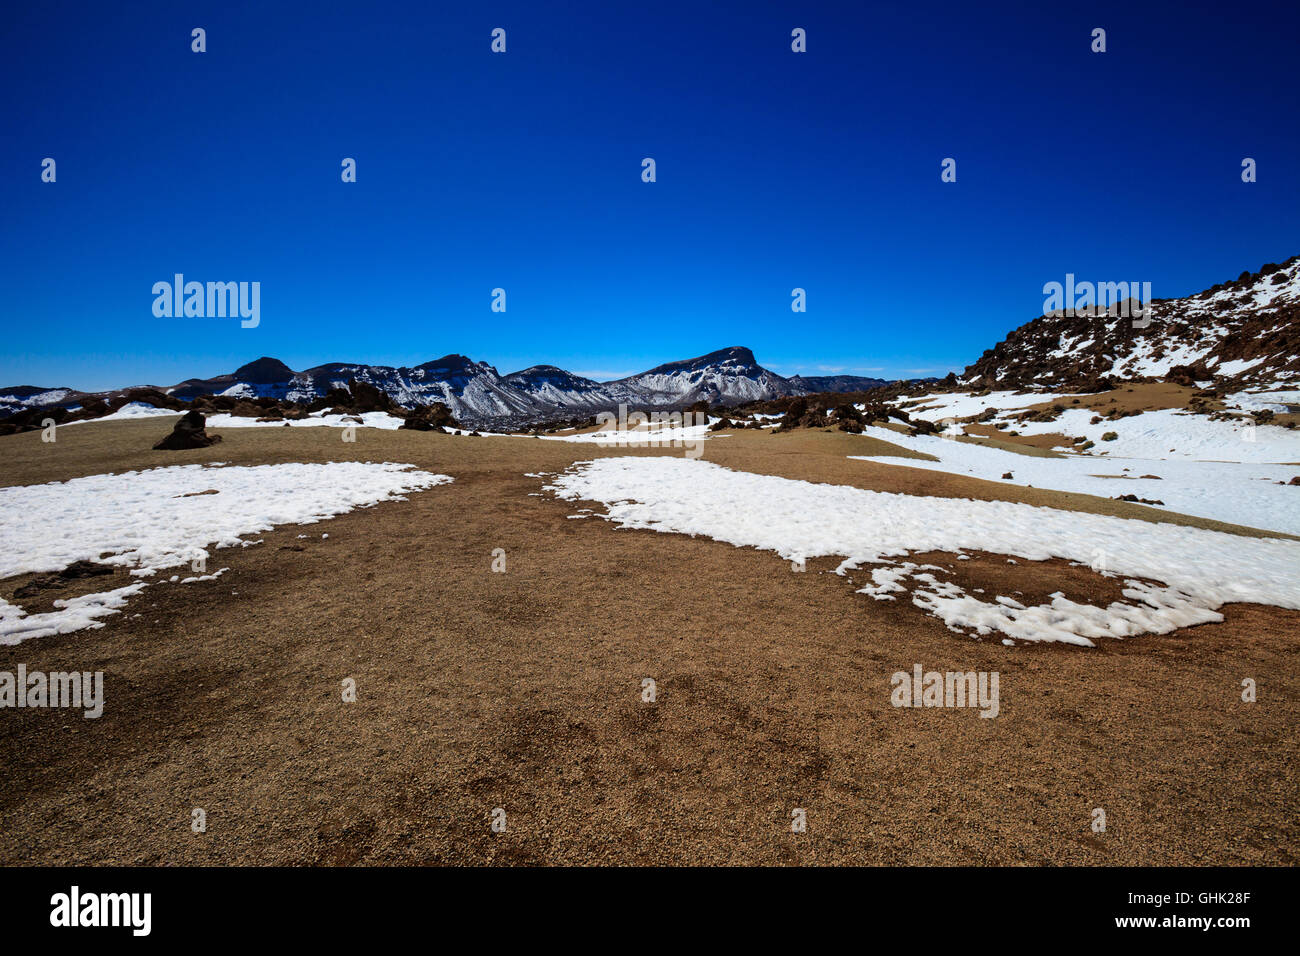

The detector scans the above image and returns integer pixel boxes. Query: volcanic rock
[400,403,459,432]
[153,410,222,450]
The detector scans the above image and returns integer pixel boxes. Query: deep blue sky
[2,0,1297,390]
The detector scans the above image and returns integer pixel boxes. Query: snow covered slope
[963,255,1300,390]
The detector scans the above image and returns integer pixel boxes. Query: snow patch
[543,456,1300,647]
[0,462,451,644]
[847,424,1300,536]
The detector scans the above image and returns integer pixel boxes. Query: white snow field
[1002,406,1300,462]
[538,417,715,449]
[889,391,1300,462]
[847,425,1300,536]
[543,456,1300,647]
[58,406,411,430]
[1223,386,1300,415]
[0,461,451,644]
[897,391,1081,423]
[57,402,180,424]
[205,410,408,430]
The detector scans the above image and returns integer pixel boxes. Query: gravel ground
[0,419,1295,865]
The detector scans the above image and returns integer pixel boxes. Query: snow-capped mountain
[297,355,541,418]
[0,385,74,418]
[963,255,1300,390]
[601,347,795,406]
[293,347,855,422]
[170,357,300,401]
[502,365,609,407]
[5,347,891,428]
[274,347,808,422]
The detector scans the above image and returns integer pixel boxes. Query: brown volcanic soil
[0,418,1296,865]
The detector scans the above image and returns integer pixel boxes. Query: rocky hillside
[962,255,1300,391]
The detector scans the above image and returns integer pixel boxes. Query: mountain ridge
[0,346,889,427]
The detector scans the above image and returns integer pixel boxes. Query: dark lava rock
[400,402,459,432]
[349,379,395,413]
[1114,493,1165,506]
[153,410,222,450]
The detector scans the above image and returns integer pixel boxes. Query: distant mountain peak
[232,357,295,383]
[711,345,756,363]
[417,354,479,372]
[509,364,568,375]
[641,346,760,377]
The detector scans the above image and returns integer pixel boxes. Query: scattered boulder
[153,410,222,450]
[1165,363,1207,388]
[78,397,111,419]
[112,387,184,412]
[775,397,831,431]
[308,387,355,414]
[228,400,264,418]
[349,378,395,413]
[1114,494,1165,506]
[400,402,459,432]
[1026,405,1065,423]
[1076,377,1116,394]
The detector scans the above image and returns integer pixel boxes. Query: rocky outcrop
[399,403,459,432]
[961,255,1299,390]
[153,410,222,450]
